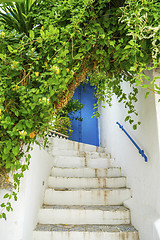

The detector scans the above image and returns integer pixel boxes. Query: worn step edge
[46,187,129,191]
[48,176,126,189]
[38,205,131,225]
[51,167,122,178]
[44,188,132,206]
[47,138,108,153]
[34,224,138,232]
[51,157,116,168]
[41,205,129,211]
[33,230,139,240]
[51,149,111,158]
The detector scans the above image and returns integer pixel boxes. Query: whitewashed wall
[99,69,160,240]
[0,144,53,240]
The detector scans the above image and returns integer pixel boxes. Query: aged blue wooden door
[70,83,99,146]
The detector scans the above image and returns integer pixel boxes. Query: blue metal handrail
[116,122,148,162]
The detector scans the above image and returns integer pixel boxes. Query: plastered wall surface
[0,144,53,240]
[99,70,160,240]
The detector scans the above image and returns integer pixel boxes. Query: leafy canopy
[0,0,38,35]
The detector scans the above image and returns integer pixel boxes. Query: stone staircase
[32,138,139,240]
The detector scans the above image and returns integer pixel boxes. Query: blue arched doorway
[70,83,99,146]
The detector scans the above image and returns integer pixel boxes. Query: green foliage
[0,0,159,219]
[58,99,84,121]
[51,116,73,137]
[120,0,160,92]
[0,0,38,35]
[0,0,23,2]
[52,99,84,137]
[0,27,58,216]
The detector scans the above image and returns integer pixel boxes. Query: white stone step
[38,205,130,225]
[51,167,122,178]
[85,152,111,158]
[51,156,115,168]
[86,157,115,168]
[51,149,82,157]
[51,149,110,158]
[48,176,126,189]
[34,139,139,240]
[33,224,139,240]
[44,188,131,206]
[47,137,107,153]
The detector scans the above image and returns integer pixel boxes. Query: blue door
[70,83,99,146]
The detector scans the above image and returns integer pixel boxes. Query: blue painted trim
[116,122,148,162]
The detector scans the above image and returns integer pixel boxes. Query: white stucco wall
[0,144,53,240]
[99,69,160,240]
[154,69,160,152]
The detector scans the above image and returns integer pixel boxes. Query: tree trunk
[54,66,90,112]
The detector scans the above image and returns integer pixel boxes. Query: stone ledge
[35,224,138,232]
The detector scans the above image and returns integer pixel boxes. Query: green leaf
[3,193,9,199]
[128,40,135,46]
[124,45,131,50]
[108,47,113,54]
[145,91,150,99]
[6,206,11,212]
[109,41,115,47]
[135,79,142,86]
[2,213,6,220]
[129,119,134,124]
[26,120,33,128]
[0,53,6,60]
[6,161,12,169]
[104,58,110,69]
[130,66,136,71]
[133,124,137,130]
[4,147,9,154]
[29,30,35,40]
[7,45,13,52]
[125,116,130,122]
[1,203,6,208]
[12,146,19,155]
[74,53,83,60]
